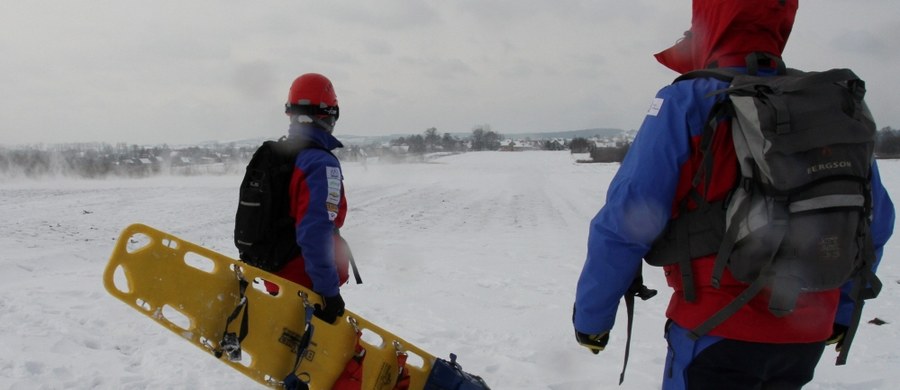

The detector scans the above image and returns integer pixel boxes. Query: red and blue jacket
[574,72,895,343]
[274,125,349,297]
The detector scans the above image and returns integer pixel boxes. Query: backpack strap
[619,286,636,385]
[677,52,790,85]
[744,52,786,76]
[708,181,781,289]
[689,266,772,340]
[618,269,658,384]
[674,68,737,84]
[669,98,733,302]
[837,265,881,365]
[699,193,791,337]
[836,180,882,365]
[837,221,880,366]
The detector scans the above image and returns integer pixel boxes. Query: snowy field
[1,151,898,390]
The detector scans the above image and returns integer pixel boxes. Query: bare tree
[424,127,440,152]
[471,125,502,151]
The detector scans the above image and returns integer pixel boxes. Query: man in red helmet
[573,1,894,389]
[273,73,350,324]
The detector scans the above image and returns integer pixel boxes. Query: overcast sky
[2,1,899,146]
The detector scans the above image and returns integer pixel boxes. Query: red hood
[655,0,799,74]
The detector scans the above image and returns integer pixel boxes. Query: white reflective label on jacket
[647,98,664,117]
[325,166,342,220]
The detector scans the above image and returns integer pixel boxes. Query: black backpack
[234,137,314,272]
[645,55,881,364]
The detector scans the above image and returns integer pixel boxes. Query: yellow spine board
[103,223,435,389]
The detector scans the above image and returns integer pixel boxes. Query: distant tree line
[19,124,889,177]
[384,125,590,155]
[388,127,467,154]
[387,125,502,153]
[876,126,900,158]
[568,126,900,164]
[0,143,249,179]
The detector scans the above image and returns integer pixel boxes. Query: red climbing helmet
[284,73,339,121]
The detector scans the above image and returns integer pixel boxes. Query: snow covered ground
[1,151,898,389]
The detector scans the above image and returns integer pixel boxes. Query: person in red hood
[654,0,798,74]
[573,1,895,389]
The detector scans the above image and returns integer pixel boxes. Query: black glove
[313,293,345,324]
[572,305,610,354]
[826,323,848,352]
[576,330,609,354]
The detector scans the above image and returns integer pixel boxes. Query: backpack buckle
[741,177,754,192]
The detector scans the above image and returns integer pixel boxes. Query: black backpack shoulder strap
[649,70,737,303]
[272,137,341,170]
[673,68,738,84]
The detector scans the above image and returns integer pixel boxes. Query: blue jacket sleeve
[295,150,342,297]
[574,82,709,335]
[834,161,895,325]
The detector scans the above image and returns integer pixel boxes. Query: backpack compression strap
[689,263,776,340]
[837,182,882,365]
[837,266,881,365]
[695,194,791,338]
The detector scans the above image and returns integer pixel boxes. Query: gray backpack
[645,56,881,364]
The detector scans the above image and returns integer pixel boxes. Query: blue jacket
[288,124,347,297]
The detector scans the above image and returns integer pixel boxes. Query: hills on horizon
[213,127,627,148]
[1,128,628,149]
[320,127,628,146]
